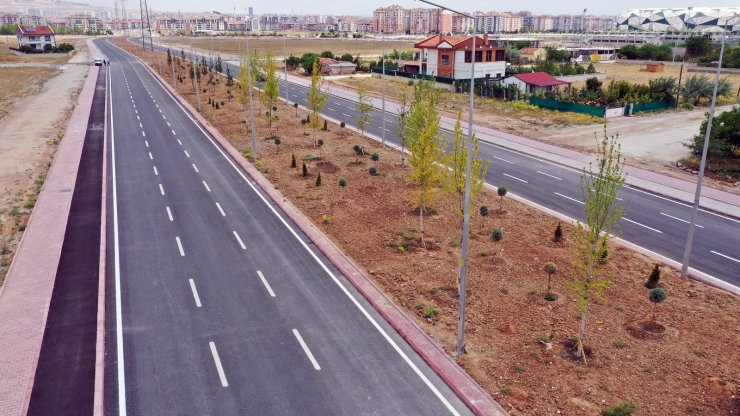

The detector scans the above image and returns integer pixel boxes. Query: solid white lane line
[537,170,562,181]
[503,173,528,184]
[172,129,176,135]
[292,329,320,370]
[159,184,165,195]
[153,166,158,176]
[192,164,199,173]
[208,342,229,387]
[624,184,740,225]
[188,279,202,307]
[555,192,584,205]
[166,206,173,221]
[184,150,190,158]
[177,139,182,146]
[148,152,153,160]
[711,250,740,264]
[623,218,663,234]
[257,271,276,297]
[660,212,704,228]
[493,155,514,164]
[233,231,246,250]
[144,141,149,147]
[215,202,225,216]
[202,181,211,192]
[175,236,185,256]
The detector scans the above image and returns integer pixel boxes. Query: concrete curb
[0,65,99,416]
[119,41,508,416]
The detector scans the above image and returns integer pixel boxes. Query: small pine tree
[322,119,328,131]
[339,178,347,187]
[554,223,563,242]
[306,114,311,124]
[369,166,378,176]
[315,171,322,186]
[371,153,379,161]
[291,153,297,168]
[645,264,661,289]
[648,288,666,321]
[497,186,508,211]
[302,162,308,177]
[544,262,558,294]
[479,205,489,217]
[492,228,504,242]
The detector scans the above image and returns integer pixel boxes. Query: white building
[16,25,56,51]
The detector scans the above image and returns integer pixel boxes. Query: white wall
[425,49,438,76]
[453,51,505,80]
[502,77,527,93]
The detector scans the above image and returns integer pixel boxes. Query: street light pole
[381,30,386,146]
[417,0,476,355]
[189,34,202,111]
[284,33,289,105]
[681,32,726,278]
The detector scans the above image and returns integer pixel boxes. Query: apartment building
[533,15,555,32]
[373,4,405,33]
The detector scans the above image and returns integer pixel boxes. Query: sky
[83,0,738,16]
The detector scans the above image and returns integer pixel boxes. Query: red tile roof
[511,72,570,87]
[519,47,540,54]
[414,35,468,49]
[17,25,55,36]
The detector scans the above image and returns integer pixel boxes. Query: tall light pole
[283,33,289,105]
[381,30,386,146]
[189,34,202,111]
[418,0,476,356]
[681,32,726,278]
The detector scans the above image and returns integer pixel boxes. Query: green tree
[301,53,319,74]
[319,51,334,58]
[619,44,639,59]
[356,84,373,136]
[285,54,301,69]
[565,130,627,363]
[226,66,234,87]
[235,56,253,133]
[215,56,223,73]
[307,61,328,132]
[681,75,732,105]
[648,288,666,321]
[585,77,602,93]
[445,112,489,221]
[167,48,172,66]
[686,36,711,58]
[546,47,570,62]
[505,47,522,65]
[338,53,354,62]
[686,105,740,158]
[262,50,280,134]
[395,91,411,166]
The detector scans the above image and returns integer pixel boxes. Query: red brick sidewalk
[0,66,99,415]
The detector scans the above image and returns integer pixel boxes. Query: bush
[302,162,308,177]
[601,401,635,416]
[215,102,220,109]
[497,186,508,210]
[645,264,661,289]
[554,223,563,242]
[353,144,363,155]
[315,172,322,186]
[274,137,280,146]
[407,80,414,86]
[293,103,299,108]
[371,153,379,161]
[339,178,347,187]
[479,205,489,217]
[322,120,328,131]
[301,119,307,125]
[317,139,324,147]
[291,153,297,168]
[544,293,557,302]
[423,304,439,319]
[340,121,346,128]
[369,166,378,176]
[492,228,504,242]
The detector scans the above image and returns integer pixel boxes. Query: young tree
[236,56,253,134]
[681,75,732,105]
[262,50,280,135]
[492,228,504,256]
[648,288,666,321]
[497,186,508,211]
[215,56,223,73]
[564,130,627,363]
[446,112,488,220]
[356,84,373,136]
[226,66,234,87]
[307,61,328,133]
[544,262,558,295]
[394,91,411,166]
[554,223,563,242]
[167,48,172,66]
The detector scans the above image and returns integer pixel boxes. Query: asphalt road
[98,39,472,416]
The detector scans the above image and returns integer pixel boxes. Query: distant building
[519,47,546,62]
[319,57,356,75]
[16,25,56,51]
[412,34,506,80]
[502,72,570,94]
[617,8,740,33]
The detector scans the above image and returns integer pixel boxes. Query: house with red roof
[501,72,571,95]
[16,25,56,51]
[409,34,506,80]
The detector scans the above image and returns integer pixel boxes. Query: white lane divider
[623,218,663,234]
[292,329,321,370]
[158,184,165,195]
[188,279,202,307]
[142,131,146,137]
[233,231,246,250]
[202,181,211,192]
[493,155,514,164]
[208,342,229,387]
[537,170,562,181]
[166,206,173,221]
[166,121,171,127]
[660,212,704,228]
[503,173,528,184]
[711,250,740,264]
[148,151,153,160]
[554,192,583,205]
[175,236,185,256]
[139,122,142,128]
[192,163,199,173]
[177,139,183,146]
[172,129,176,136]
[184,150,190,158]
[144,140,149,147]
[153,166,158,176]
[257,271,276,297]
[215,202,225,216]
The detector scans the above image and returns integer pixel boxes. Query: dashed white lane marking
[134,109,137,114]
[148,152,153,160]
[329,108,336,112]
[136,115,140,120]
[172,129,176,135]
[554,192,584,205]
[159,184,165,195]
[232,231,246,250]
[537,170,562,181]
[184,150,190,158]
[166,206,173,221]
[257,271,276,297]
[142,131,146,137]
[166,122,171,127]
[188,279,202,307]
[660,212,704,228]
[503,173,528,184]
[162,115,166,119]
[192,163,199,173]
[711,250,740,264]
[292,329,321,370]
[623,218,663,234]
[139,122,142,128]
[341,113,351,117]
[177,139,183,146]
[202,181,211,192]
[153,166,158,176]
[215,202,225,216]
[493,155,514,164]
[144,141,149,147]
[175,236,185,256]
[208,342,229,387]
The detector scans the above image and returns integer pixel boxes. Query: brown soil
[118,39,740,416]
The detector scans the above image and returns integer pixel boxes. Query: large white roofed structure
[617,8,740,33]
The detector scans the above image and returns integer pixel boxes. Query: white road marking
[134,109,137,114]
[537,170,562,181]
[172,129,176,135]
[208,342,229,387]
[192,164,199,173]
[184,150,190,158]
[623,218,663,234]
[555,192,584,205]
[166,122,170,127]
[216,202,225,216]
[139,123,142,128]
[188,279,202,307]
[144,141,149,147]
[257,271,276,297]
[148,152,153,160]
[153,166,158,176]
[136,115,140,120]
[711,250,740,264]
[166,206,173,221]
[177,139,182,146]
[142,131,146,137]
[162,115,166,119]
[329,108,336,112]
[159,184,165,195]
[175,236,185,256]
[493,155,514,164]
[202,181,211,192]
[233,231,246,250]
[660,212,703,228]
[292,329,320,370]
[503,173,528,184]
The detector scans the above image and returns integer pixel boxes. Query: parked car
[94,58,103,66]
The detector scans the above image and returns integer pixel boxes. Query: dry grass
[0,67,58,119]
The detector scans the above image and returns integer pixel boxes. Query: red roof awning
[513,72,570,87]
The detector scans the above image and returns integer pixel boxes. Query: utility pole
[381,30,386,146]
[283,33,289,105]
[681,33,726,278]
[138,0,145,50]
[189,35,202,111]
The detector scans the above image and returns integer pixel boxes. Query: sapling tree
[356,83,373,136]
[291,153,297,168]
[554,223,563,242]
[497,186,508,211]
[544,262,558,295]
[648,288,666,321]
[564,130,627,363]
[446,112,488,220]
[302,162,308,177]
[315,171,322,186]
[645,264,661,289]
[236,56,252,134]
[262,50,280,134]
[307,61,328,133]
[492,228,504,256]
[394,91,411,166]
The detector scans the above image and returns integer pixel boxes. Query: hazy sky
[93,0,737,16]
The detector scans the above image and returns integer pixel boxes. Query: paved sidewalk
[0,66,99,415]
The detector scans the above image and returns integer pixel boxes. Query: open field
[119,39,740,416]
[158,36,415,59]
[0,35,87,64]
[0,67,58,119]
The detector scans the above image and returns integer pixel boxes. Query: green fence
[528,97,606,117]
[630,99,675,114]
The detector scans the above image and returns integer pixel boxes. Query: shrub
[407,80,414,86]
[306,114,311,123]
[339,178,347,187]
[293,103,299,108]
[371,153,379,161]
[291,153,297,168]
[23,198,36,209]
[315,172,322,186]
[301,119,307,125]
[322,120,328,131]
[317,139,324,147]
[645,264,661,289]
[479,205,489,217]
[554,223,563,242]
[340,121,346,128]
[302,162,308,177]
[369,166,378,176]
[274,137,280,146]
[544,262,557,294]
[544,293,557,302]
[492,228,504,242]
[423,304,439,319]
[322,214,331,223]
[601,401,635,416]
[215,102,220,109]
[353,144,362,154]
[221,101,225,106]
[648,288,667,321]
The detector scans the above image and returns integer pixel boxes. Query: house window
[486,50,492,61]
[464,51,471,63]
[45,36,51,41]
[441,54,449,65]
[475,51,482,62]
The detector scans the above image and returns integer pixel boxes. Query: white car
[94,58,103,66]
